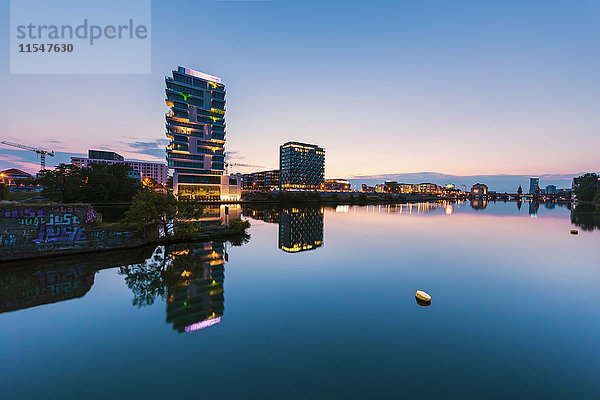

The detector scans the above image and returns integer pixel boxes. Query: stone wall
[0,203,148,261]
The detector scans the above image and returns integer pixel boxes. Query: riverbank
[242,191,466,204]
[0,202,250,263]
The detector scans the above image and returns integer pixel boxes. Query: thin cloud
[0,153,43,174]
[125,139,170,159]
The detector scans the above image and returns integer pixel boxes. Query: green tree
[573,173,599,202]
[123,190,204,238]
[0,183,8,200]
[33,162,141,203]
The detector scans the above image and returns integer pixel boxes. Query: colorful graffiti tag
[0,204,143,261]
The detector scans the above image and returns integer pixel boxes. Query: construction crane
[224,162,264,174]
[1,141,55,170]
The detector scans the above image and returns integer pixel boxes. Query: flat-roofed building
[320,179,351,191]
[241,170,280,191]
[71,150,168,185]
[471,183,488,197]
[0,168,32,186]
[279,141,324,190]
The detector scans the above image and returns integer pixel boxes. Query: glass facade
[279,141,325,190]
[529,177,540,195]
[166,66,227,200]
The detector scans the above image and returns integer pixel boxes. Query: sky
[1,0,599,183]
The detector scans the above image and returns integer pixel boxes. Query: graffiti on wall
[1,204,142,260]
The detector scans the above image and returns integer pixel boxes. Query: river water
[1,201,599,399]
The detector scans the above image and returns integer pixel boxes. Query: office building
[241,170,280,191]
[165,66,240,201]
[71,150,168,185]
[529,177,540,195]
[320,179,351,192]
[279,141,325,190]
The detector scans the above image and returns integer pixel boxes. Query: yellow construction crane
[1,141,55,170]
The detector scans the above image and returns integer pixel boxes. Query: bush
[227,217,251,234]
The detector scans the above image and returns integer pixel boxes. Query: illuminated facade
[278,208,324,253]
[279,141,325,190]
[377,181,443,194]
[529,177,540,195]
[320,179,351,191]
[241,169,280,191]
[471,183,488,197]
[165,66,240,201]
[0,168,31,186]
[71,150,168,185]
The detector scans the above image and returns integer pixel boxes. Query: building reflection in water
[196,204,241,228]
[119,241,228,333]
[278,208,324,253]
[0,238,235,334]
[243,206,324,253]
[374,202,463,215]
[0,264,95,313]
[0,246,156,314]
[470,198,487,210]
[529,200,540,217]
[165,242,225,333]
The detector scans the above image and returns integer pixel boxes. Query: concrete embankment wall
[0,203,147,262]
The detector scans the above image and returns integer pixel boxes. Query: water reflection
[166,242,225,333]
[0,264,95,313]
[529,200,540,217]
[0,246,155,313]
[470,198,487,210]
[570,210,600,231]
[278,208,324,253]
[119,242,227,333]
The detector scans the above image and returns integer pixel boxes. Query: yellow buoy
[570,230,578,235]
[415,290,431,302]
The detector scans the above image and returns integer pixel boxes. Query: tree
[123,190,204,238]
[0,183,8,200]
[573,173,599,202]
[33,162,141,203]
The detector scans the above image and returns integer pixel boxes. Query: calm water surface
[1,201,599,399]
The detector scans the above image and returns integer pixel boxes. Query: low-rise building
[0,168,32,186]
[71,150,169,185]
[361,184,376,193]
[471,183,488,197]
[241,170,280,191]
[320,179,351,191]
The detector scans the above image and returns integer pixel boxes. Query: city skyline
[1,0,599,178]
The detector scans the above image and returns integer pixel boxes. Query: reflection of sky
[1,202,599,398]
[331,200,570,218]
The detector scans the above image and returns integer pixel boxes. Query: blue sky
[1,0,599,179]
